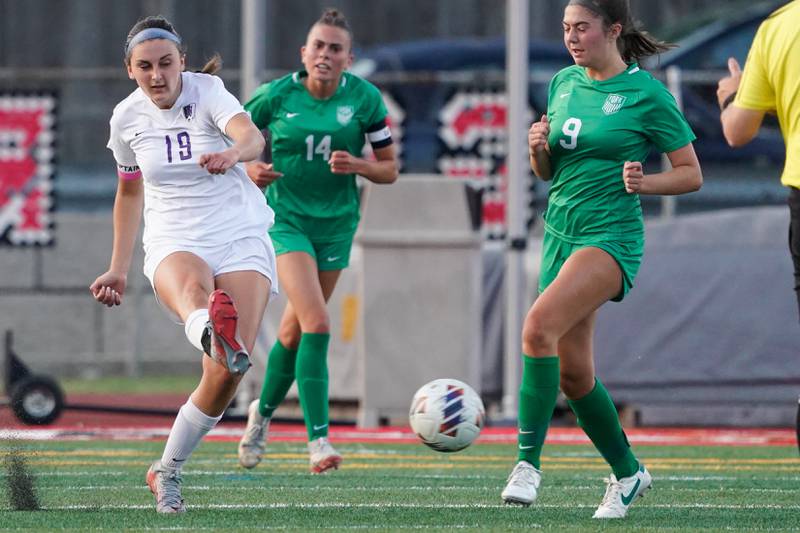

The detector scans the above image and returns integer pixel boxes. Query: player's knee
[300,312,330,334]
[522,312,557,354]
[559,370,581,400]
[560,371,593,400]
[182,280,209,309]
[278,324,301,350]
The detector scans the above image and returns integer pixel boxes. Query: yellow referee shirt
[735,1,800,188]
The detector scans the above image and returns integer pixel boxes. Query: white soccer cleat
[308,436,343,474]
[238,400,270,469]
[501,461,542,506]
[592,463,652,519]
[146,460,186,514]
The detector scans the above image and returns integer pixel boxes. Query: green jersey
[544,63,695,243]
[246,71,389,240]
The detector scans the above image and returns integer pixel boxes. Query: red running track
[0,393,795,446]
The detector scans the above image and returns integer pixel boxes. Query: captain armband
[117,164,142,181]
[366,119,393,150]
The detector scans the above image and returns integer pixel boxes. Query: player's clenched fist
[329,150,359,174]
[89,271,126,307]
[199,148,240,175]
[528,114,551,155]
[622,161,644,193]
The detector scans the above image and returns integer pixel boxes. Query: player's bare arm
[199,112,266,174]
[622,144,702,195]
[328,144,398,184]
[90,177,143,307]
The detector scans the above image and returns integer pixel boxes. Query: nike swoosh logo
[620,478,641,505]
[559,93,570,99]
[519,429,535,435]
[134,131,145,136]
[286,112,300,118]
[313,424,328,431]
[518,445,535,450]
[326,256,339,262]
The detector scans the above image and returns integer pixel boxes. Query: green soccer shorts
[538,230,643,302]
[269,225,354,271]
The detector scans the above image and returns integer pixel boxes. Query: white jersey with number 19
[107,71,274,253]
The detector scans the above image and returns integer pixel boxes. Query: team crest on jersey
[182,103,197,121]
[337,105,354,126]
[602,94,626,115]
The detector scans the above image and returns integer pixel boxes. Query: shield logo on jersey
[337,105,354,126]
[182,103,196,122]
[602,94,626,115]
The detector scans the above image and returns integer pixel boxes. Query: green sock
[567,378,639,479]
[295,332,331,441]
[517,355,560,469]
[258,340,297,419]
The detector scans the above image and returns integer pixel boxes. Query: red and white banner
[0,94,56,246]
[438,90,534,240]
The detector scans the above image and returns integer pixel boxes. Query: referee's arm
[718,56,767,148]
[721,106,766,148]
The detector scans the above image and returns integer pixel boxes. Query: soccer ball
[408,378,485,452]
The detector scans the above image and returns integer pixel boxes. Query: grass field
[59,375,198,395]
[1,438,799,531]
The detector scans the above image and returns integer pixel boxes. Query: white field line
[38,502,800,511]
[42,484,800,495]
[25,471,800,482]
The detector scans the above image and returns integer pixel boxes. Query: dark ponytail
[199,53,222,75]
[568,0,675,62]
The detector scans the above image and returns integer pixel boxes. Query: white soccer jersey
[107,72,274,253]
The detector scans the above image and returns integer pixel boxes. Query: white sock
[184,309,209,352]
[160,398,222,470]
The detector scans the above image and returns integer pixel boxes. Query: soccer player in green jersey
[500,0,703,518]
[237,8,398,474]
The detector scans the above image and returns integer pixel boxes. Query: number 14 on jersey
[305,134,332,161]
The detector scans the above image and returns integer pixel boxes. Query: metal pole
[660,66,683,219]
[241,0,266,102]
[128,273,144,377]
[502,0,530,420]
[235,0,269,413]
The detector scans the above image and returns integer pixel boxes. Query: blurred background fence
[0,0,795,427]
[0,0,784,210]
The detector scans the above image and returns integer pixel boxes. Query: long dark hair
[124,15,222,74]
[568,0,675,62]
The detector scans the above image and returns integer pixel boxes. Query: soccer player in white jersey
[89,15,277,514]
